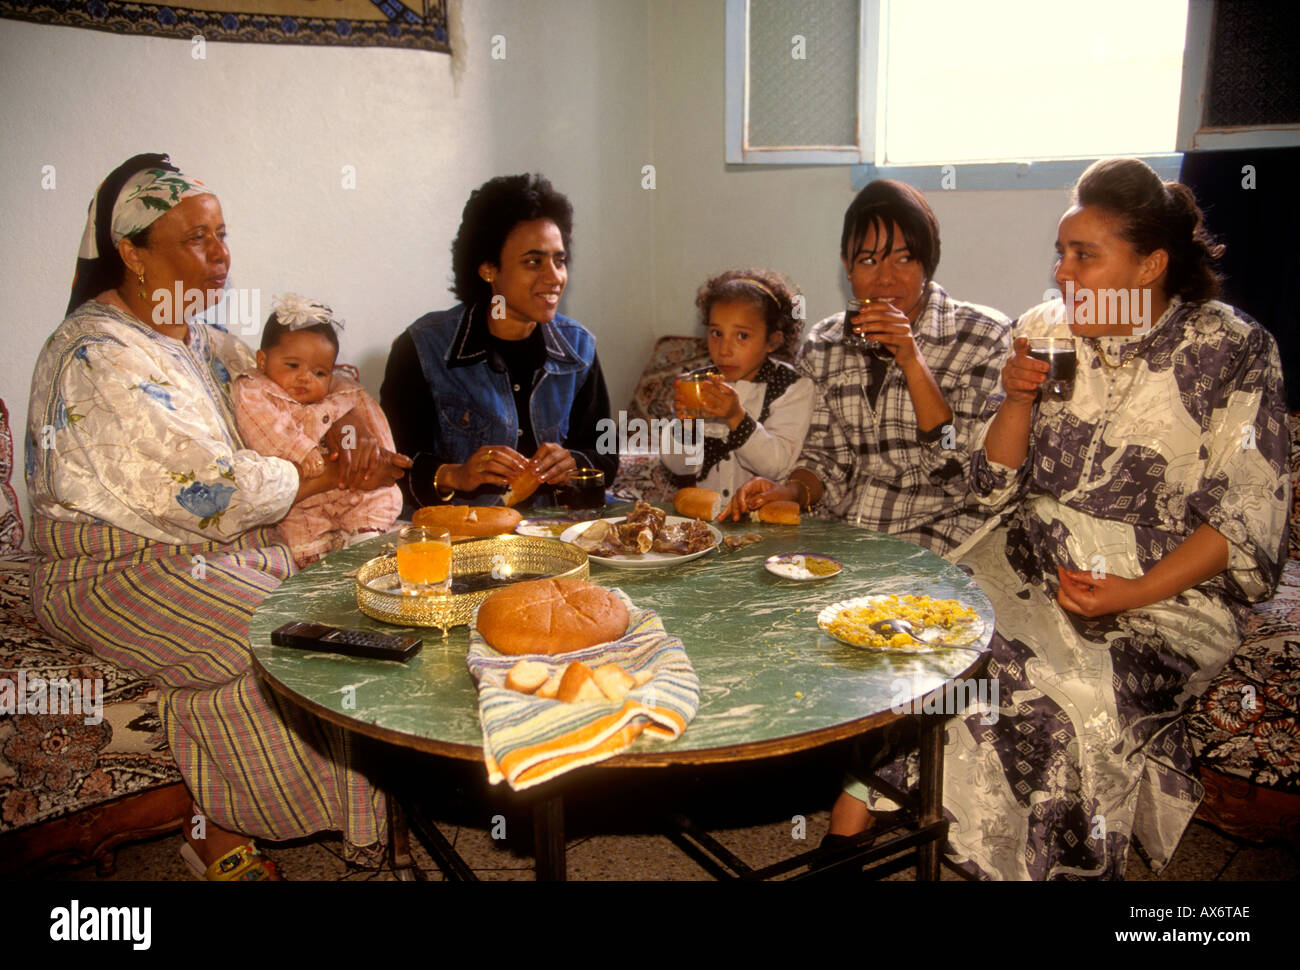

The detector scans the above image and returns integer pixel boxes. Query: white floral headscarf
[76,168,213,260]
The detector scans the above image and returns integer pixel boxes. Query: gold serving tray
[355,534,588,633]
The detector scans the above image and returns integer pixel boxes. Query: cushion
[625,335,710,425]
[0,399,22,553]
[611,337,709,503]
[1290,411,1300,559]
[1187,559,1300,794]
[611,454,687,505]
[0,555,181,833]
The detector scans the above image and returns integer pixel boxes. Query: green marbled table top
[249,506,994,762]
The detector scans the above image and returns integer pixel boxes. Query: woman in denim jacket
[381,174,617,510]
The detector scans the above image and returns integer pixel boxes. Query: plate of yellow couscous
[817,593,982,652]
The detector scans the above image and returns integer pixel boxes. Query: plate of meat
[560,501,721,569]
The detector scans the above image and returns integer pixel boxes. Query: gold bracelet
[432,464,455,502]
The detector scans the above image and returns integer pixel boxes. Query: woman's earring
[136,272,147,300]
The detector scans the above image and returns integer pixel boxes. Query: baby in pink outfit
[233,295,402,566]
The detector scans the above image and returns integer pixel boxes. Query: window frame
[724,0,872,165]
[1175,0,1300,151]
[725,0,1298,190]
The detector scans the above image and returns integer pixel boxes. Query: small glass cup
[675,366,722,419]
[395,524,451,596]
[842,298,892,358]
[1026,337,1078,395]
[557,468,606,513]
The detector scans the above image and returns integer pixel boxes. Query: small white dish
[764,552,843,581]
[515,517,575,538]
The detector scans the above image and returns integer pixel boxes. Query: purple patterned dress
[868,298,1289,879]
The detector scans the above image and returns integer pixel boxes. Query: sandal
[181,841,282,881]
[811,811,904,873]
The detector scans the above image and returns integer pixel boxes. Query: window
[882,0,1186,165]
[725,0,1300,189]
[1177,0,1300,150]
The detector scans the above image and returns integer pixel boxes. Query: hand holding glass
[675,367,722,419]
[1026,337,1078,395]
[842,298,893,358]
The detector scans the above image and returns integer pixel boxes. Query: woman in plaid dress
[729,179,1012,554]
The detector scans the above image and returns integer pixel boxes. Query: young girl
[233,294,404,566]
[659,269,814,506]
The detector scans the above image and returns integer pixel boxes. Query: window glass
[748,0,860,147]
[882,0,1188,164]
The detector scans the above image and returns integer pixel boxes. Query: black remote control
[270,622,422,662]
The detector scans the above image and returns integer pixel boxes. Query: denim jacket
[407,302,598,469]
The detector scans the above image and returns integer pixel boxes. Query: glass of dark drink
[842,298,892,358]
[557,468,605,513]
[1027,337,1077,395]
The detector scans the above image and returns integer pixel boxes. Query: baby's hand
[352,449,413,492]
[299,448,326,479]
[377,448,411,471]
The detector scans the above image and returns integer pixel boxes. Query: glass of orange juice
[396,525,451,595]
[675,367,722,419]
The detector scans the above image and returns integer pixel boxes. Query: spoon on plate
[870,617,929,643]
[869,618,981,652]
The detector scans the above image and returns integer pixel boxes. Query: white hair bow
[273,293,345,332]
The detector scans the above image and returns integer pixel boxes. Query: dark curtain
[1180,148,1300,408]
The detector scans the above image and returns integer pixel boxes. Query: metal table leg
[916,713,945,881]
[532,793,566,881]
[402,803,479,881]
[387,796,423,881]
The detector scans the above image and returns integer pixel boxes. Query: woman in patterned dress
[26,154,407,879]
[848,157,1290,878]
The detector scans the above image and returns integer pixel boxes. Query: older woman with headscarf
[26,154,405,879]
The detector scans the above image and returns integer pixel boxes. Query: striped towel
[465,589,699,791]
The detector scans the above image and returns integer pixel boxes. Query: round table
[249,509,995,879]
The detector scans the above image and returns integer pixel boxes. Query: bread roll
[593,664,636,702]
[502,467,542,507]
[505,660,550,694]
[537,670,563,700]
[476,577,629,656]
[412,505,522,538]
[556,661,606,703]
[754,501,800,525]
[674,487,723,521]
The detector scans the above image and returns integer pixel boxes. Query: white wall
[646,0,1069,337]
[0,1,652,534]
[3,0,1083,541]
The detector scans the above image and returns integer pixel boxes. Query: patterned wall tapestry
[0,1,450,53]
